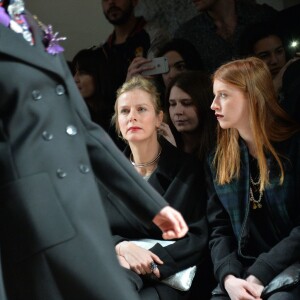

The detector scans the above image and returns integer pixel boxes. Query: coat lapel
[0,13,67,80]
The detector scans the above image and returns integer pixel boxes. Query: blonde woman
[207,57,300,300]
[105,76,213,299]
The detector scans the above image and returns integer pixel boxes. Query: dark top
[103,138,209,299]
[247,156,278,258]
[207,134,300,290]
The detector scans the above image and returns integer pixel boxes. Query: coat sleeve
[148,158,209,279]
[150,216,208,279]
[206,166,244,290]
[247,226,300,285]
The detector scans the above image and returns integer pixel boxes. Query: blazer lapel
[0,14,66,80]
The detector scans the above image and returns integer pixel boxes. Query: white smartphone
[141,57,169,76]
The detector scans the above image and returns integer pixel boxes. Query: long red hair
[212,57,299,190]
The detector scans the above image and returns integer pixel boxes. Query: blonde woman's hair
[111,76,162,137]
[212,57,299,191]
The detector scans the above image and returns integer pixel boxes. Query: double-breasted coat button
[32,90,42,100]
[56,85,65,95]
[56,168,67,178]
[66,125,78,136]
[79,164,90,174]
[42,131,54,141]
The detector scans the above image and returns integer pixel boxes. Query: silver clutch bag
[131,238,197,291]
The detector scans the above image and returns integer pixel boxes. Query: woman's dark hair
[165,71,217,160]
[155,39,203,107]
[72,49,98,75]
[157,38,203,70]
[72,47,112,130]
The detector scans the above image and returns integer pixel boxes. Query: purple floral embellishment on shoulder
[34,15,66,55]
[42,24,66,55]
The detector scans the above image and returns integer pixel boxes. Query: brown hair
[165,71,217,161]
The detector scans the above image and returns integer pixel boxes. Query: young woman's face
[117,89,163,143]
[74,70,96,99]
[211,79,250,132]
[162,51,187,87]
[253,35,286,78]
[168,86,199,133]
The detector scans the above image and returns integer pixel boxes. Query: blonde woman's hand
[159,122,177,147]
[117,255,130,269]
[117,241,163,278]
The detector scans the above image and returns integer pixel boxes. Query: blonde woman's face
[117,89,163,143]
[211,79,250,133]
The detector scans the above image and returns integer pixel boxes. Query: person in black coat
[208,57,300,300]
[105,76,213,299]
[0,4,188,300]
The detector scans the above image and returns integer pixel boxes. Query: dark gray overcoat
[0,13,168,300]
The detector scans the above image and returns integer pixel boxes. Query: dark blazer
[0,13,169,300]
[103,138,210,299]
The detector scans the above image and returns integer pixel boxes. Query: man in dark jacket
[94,0,168,148]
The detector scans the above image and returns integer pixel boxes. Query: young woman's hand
[224,275,263,300]
[246,275,264,297]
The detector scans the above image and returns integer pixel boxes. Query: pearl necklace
[249,176,263,209]
[130,148,162,168]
